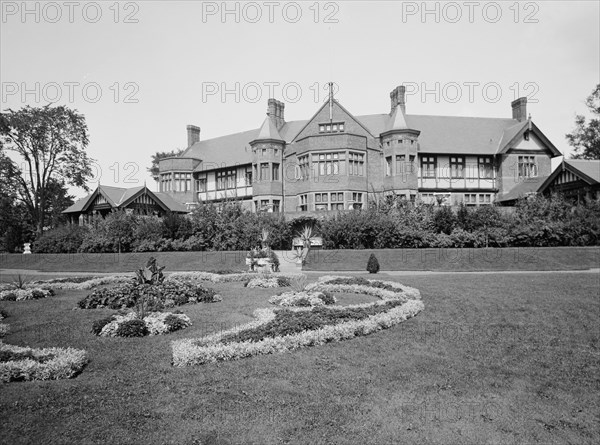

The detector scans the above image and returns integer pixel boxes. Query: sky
[1,0,599,199]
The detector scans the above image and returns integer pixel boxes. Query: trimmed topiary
[367,253,380,274]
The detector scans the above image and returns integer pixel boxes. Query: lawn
[0,271,599,444]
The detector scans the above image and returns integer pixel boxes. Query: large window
[272,163,280,181]
[160,173,172,192]
[298,155,310,180]
[217,169,236,190]
[245,168,252,186]
[478,157,493,179]
[272,200,280,212]
[396,155,405,174]
[330,192,344,210]
[260,163,269,181]
[352,192,363,209]
[315,193,329,211]
[348,152,364,176]
[449,156,465,179]
[299,194,308,212]
[195,176,207,193]
[518,156,537,178]
[173,173,192,192]
[421,156,436,178]
[313,153,340,176]
[385,156,392,176]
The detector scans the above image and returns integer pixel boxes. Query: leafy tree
[148,149,184,181]
[0,105,93,237]
[566,84,600,160]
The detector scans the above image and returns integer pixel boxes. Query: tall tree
[566,84,600,160]
[0,105,93,237]
[148,149,185,181]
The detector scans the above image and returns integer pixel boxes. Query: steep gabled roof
[63,185,188,214]
[496,121,561,156]
[565,159,600,184]
[495,176,549,202]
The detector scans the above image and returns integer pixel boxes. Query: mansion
[156,85,563,214]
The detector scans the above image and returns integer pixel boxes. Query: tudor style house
[62,184,188,224]
[157,85,563,214]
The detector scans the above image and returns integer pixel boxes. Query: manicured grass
[0,272,598,444]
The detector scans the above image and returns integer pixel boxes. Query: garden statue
[23,243,31,254]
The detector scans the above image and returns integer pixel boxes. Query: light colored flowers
[172,299,424,366]
[29,275,132,290]
[0,341,88,382]
[307,276,421,301]
[245,277,280,288]
[97,312,191,337]
[0,287,54,301]
[269,291,336,307]
[167,271,305,284]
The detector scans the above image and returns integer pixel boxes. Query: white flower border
[172,299,424,366]
[29,275,132,290]
[269,291,336,307]
[167,271,305,284]
[0,288,54,301]
[173,275,423,366]
[98,311,192,337]
[0,342,88,382]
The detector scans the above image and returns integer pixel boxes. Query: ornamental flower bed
[78,281,220,310]
[91,311,192,337]
[167,271,305,284]
[0,287,55,301]
[29,275,132,290]
[269,291,336,307]
[244,276,291,288]
[0,342,88,382]
[306,275,421,301]
[173,276,424,366]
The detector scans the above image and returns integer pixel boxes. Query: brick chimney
[390,86,406,115]
[186,125,200,147]
[267,99,285,128]
[511,97,527,122]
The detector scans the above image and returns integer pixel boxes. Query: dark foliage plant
[91,317,115,335]
[367,254,380,274]
[115,319,148,337]
[0,350,56,363]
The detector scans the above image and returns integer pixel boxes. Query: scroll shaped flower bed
[269,291,336,307]
[172,276,424,366]
[92,312,191,337]
[0,342,88,383]
[30,275,133,290]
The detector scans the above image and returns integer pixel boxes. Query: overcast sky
[1,0,598,198]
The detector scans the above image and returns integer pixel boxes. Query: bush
[33,225,88,253]
[164,314,187,332]
[115,319,148,337]
[91,317,114,335]
[367,253,380,274]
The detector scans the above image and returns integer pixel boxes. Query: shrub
[115,319,148,337]
[91,317,114,335]
[0,308,8,319]
[367,253,380,274]
[276,277,291,287]
[33,224,88,253]
[164,314,187,332]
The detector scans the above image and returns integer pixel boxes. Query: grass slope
[0,273,598,444]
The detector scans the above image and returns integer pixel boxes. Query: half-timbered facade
[157,85,563,213]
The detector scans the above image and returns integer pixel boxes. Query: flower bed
[29,275,132,290]
[0,342,88,382]
[269,291,336,307]
[78,281,220,310]
[306,275,421,301]
[244,276,291,288]
[92,312,191,337]
[0,287,55,301]
[167,271,304,284]
[172,299,424,366]
[173,275,423,366]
